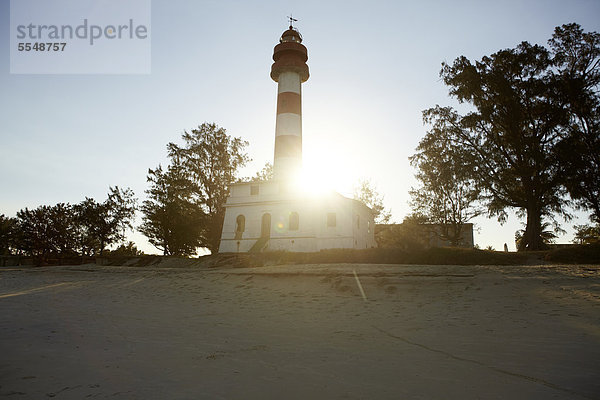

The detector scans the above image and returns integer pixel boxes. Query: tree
[0,214,17,255]
[15,204,78,263]
[426,24,600,251]
[238,162,273,183]
[109,241,144,256]
[16,206,54,262]
[73,198,103,256]
[353,178,392,224]
[139,163,205,256]
[573,224,600,244]
[409,122,483,246]
[74,187,137,256]
[251,162,273,182]
[47,203,78,256]
[551,24,600,223]
[166,123,249,253]
[515,221,563,249]
[106,186,138,243]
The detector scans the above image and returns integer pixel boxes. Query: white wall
[219,183,376,253]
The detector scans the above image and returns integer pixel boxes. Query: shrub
[545,244,600,264]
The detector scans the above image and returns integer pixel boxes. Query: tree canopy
[75,186,137,256]
[139,162,204,256]
[550,24,600,223]
[140,123,249,255]
[1,187,137,263]
[409,120,482,246]
[353,178,392,224]
[416,23,599,250]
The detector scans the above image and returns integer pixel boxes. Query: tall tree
[139,163,204,256]
[73,198,103,256]
[424,24,600,251]
[353,178,392,224]
[409,122,483,246]
[551,24,600,223]
[166,123,249,253]
[0,214,17,256]
[106,186,138,244]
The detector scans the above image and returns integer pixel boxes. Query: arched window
[289,212,299,231]
[235,215,245,239]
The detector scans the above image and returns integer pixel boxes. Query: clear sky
[1,0,599,254]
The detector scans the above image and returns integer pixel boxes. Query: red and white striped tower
[271,24,309,181]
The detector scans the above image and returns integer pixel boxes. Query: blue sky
[1,0,599,253]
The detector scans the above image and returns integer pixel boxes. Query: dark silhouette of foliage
[422,23,599,251]
[108,241,144,256]
[74,187,137,256]
[2,187,137,263]
[139,162,205,256]
[572,224,600,244]
[0,214,18,255]
[15,204,77,263]
[545,243,600,264]
[550,24,600,223]
[163,123,249,253]
[514,221,564,249]
[410,123,483,246]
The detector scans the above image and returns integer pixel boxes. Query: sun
[295,166,332,197]
[293,147,356,197]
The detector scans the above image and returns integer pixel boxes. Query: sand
[1,262,599,399]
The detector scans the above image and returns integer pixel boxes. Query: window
[250,185,259,195]
[289,212,299,231]
[235,215,245,239]
[327,213,336,228]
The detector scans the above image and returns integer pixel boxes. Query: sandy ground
[0,263,599,399]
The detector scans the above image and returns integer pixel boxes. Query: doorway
[261,213,271,238]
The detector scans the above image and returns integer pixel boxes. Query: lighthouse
[271,25,309,181]
[218,22,376,253]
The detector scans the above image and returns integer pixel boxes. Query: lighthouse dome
[280,27,302,43]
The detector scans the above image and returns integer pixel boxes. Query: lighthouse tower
[218,23,376,253]
[271,25,309,181]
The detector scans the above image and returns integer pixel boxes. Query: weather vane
[288,14,298,28]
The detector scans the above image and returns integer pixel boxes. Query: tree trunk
[518,204,546,251]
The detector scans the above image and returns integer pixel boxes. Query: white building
[218,23,376,253]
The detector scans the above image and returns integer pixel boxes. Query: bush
[545,244,600,264]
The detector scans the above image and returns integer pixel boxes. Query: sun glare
[293,149,356,197]
[295,167,332,197]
